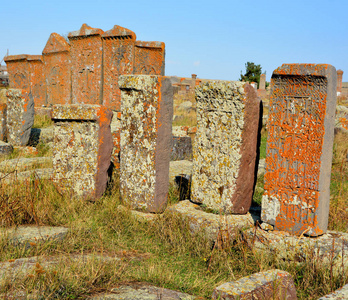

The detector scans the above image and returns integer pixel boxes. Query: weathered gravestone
[134,41,165,76]
[261,64,337,236]
[0,103,7,141]
[4,55,45,107]
[6,89,34,146]
[68,24,104,105]
[119,75,173,213]
[52,105,113,199]
[191,81,260,214]
[42,33,71,106]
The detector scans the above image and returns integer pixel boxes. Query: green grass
[33,115,54,129]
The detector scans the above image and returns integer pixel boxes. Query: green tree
[239,62,262,87]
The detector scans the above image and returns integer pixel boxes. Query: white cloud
[193,61,200,67]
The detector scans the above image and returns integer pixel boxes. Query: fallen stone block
[212,269,297,300]
[119,75,173,213]
[6,89,34,146]
[52,104,113,200]
[167,200,255,244]
[0,157,52,173]
[319,283,348,299]
[0,141,13,156]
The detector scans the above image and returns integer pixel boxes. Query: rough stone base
[212,269,297,300]
[0,141,13,155]
[167,200,255,244]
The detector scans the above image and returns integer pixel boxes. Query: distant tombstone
[119,75,173,213]
[28,55,45,107]
[102,25,136,111]
[6,89,34,146]
[337,69,343,94]
[191,81,261,214]
[259,73,266,90]
[4,55,30,92]
[261,64,337,236]
[134,41,165,76]
[52,104,113,199]
[68,24,104,105]
[42,33,71,106]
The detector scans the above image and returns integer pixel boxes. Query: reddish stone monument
[42,33,71,106]
[134,41,165,76]
[28,55,45,107]
[4,55,30,92]
[337,69,343,94]
[102,25,136,111]
[261,64,337,236]
[68,24,104,105]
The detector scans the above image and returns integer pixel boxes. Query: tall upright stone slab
[134,41,165,76]
[68,24,104,105]
[261,64,337,236]
[52,105,113,199]
[6,89,34,146]
[0,103,7,141]
[102,25,136,111]
[191,81,261,214]
[337,69,343,94]
[42,33,71,106]
[28,55,45,107]
[119,75,173,213]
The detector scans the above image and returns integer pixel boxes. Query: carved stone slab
[119,75,173,213]
[261,64,337,236]
[52,104,113,200]
[191,81,261,214]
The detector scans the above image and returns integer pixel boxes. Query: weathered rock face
[6,89,34,146]
[212,269,297,300]
[191,81,261,214]
[261,64,337,236]
[119,75,173,213]
[0,103,7,141]
[52,104,113,200]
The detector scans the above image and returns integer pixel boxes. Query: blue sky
[1,0,347,81]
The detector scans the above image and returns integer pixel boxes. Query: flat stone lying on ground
[167,200,255,244]
[0,156,52,172]
[244,227,348,268]
[212,269,297,300]
[90,283,194,300]
[0,226,68,247]
[319,283,348,299]
[0,168,53,183]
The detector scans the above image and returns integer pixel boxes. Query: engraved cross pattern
[79,49,94,95]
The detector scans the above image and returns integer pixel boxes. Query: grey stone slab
[319,283,348,299]
[0,168,53,183]
[0,141,13,155]
[212,269,297,300]
[6,89,35,146]
[0,156,52,172]
[119,75,173,213]
[28,126,54,146]
[0,226,68,247]
[192,81,261,214]
[261,64,337,236]
[90,283,194,300]
[171,136,192,161]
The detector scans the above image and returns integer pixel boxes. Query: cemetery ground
[0,90,347,299]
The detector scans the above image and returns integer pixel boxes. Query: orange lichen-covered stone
[102,25,136,111]
[28,55,45,107]
[52,104,113,200]
[68,24,104,105]
[261,64,337,236]
[134,41,165,76]
[119,75,173,213]
[42,33,71,106]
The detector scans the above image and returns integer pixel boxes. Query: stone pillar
[337,69,343,93]
[68,24,104,105]
[0,103,7,141]
[28,55,45,107]
[261,64,337,236]
[191,74,197,89]
[119,75,173,213]
[52,104,113,200]
[259,73,266,90]
[191,81,261,214]
[42,33,71,106]
[134,41,165,76]
[6,89,34,146]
